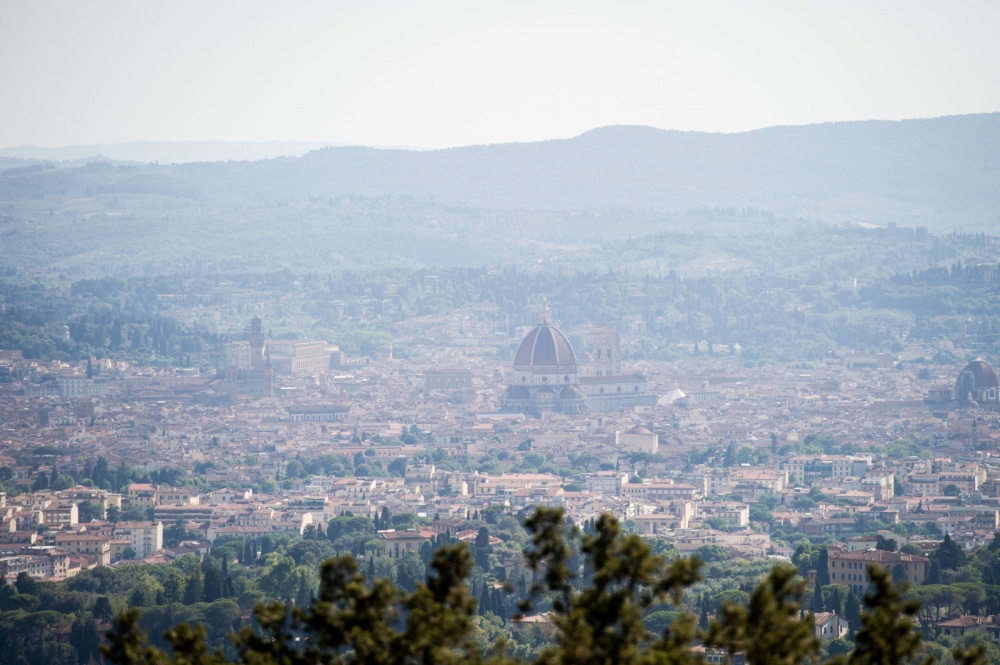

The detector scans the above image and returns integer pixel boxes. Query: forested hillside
[2,226,997,366]
[1,115,998,278]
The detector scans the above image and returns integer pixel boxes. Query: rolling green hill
[1,114,997,277]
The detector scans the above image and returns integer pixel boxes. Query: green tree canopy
[100,508,957,665]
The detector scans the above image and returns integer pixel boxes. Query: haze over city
[2,4,1000,665]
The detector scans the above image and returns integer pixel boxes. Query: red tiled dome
[956,359,999,402]
[513,303,577,372]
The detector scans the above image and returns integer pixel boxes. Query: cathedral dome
[956,359,1000,402]
[500,302,588,417]
[513,302,577,372]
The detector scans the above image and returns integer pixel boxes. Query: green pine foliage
[849,565,927,665]
[704,564,819,665]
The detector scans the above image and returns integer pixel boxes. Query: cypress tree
[474,526,492,570]
[845,591,862,625]
[203,562,224,602]
[480,584,491,616]
[115,461,127,491]
[493,587,507,622]
[811,579,824,614]
[816,548,831,586]
[183,569,203,605]
[295,573,311,608]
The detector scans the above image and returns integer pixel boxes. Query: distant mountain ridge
[281,114,1000,222]
[0,140,335,164]
[2,114,999,228]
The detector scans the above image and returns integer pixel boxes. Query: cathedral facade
[500,304,656,416]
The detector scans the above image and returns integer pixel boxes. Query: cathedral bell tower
[249,315,265,369]
[591,327,620,377]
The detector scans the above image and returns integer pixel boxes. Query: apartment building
[53,532,111,566]
[113,521,163,559]
[585,471,629,497]
[826,547,928,596]
[0,545,71,579]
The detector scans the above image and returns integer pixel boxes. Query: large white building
[56,375,107,397]
[113,521,163,560]
[585,471,630,497]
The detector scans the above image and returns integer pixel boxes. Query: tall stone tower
[227,315,274,402]
[591,327,620,377]
[249,315,265,369]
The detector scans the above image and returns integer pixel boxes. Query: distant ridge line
[1,113,998,228]
[4,112,999,164]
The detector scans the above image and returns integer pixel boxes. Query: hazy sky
[1,1,998,149]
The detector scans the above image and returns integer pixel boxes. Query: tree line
[100,508,986,665]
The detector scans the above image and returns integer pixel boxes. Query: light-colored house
[813,612,850,640]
